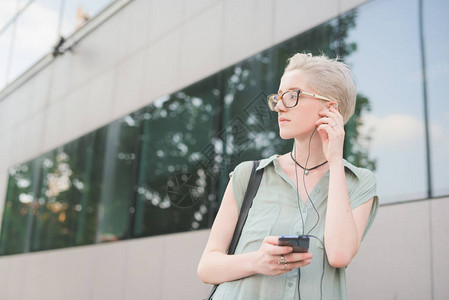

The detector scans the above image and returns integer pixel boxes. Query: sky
[347,0,449,201]
[0,0,114,88]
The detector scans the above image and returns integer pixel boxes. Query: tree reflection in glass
[0,161,36,255]
[0,7,378,255]
[133,77,219,237]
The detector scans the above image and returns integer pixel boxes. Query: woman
[197,53,378,299]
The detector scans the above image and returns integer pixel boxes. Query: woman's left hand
[315,106,345,163]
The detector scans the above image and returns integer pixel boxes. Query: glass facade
[347,0,427,202]
[424,0,449,197]
[0,0,115,90]
[1,0,448,255]
[133,79,219,237]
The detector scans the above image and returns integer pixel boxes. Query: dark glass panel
[0,160,40,255]
[93,114,140,243]
[30,117,139,251]
[219,51,287,195]
[31,132,98,251]
[133,76,219,237]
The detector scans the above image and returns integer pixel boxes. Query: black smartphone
[278,235,310,253]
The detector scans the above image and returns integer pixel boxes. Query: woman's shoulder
[232,154,280,174]
[343,159,376,182]
[343,160,377,204]
[231,161,254,177]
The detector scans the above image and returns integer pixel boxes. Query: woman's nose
[274,99,287,112]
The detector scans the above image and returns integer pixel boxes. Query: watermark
[166,172,205,209]
[166,91,274,208]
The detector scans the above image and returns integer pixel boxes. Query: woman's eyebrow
[278,87,301,94]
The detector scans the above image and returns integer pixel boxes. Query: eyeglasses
[267,89,333,111]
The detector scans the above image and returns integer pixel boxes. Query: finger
[284,259,312,270]
[271,245,294,255]
[285,252,313,263]
[276,258,312,273]
[319,108,343,124]
[263,236,280,245]
[317,123,334,135]
[317,109,341,122]
[328,106,344,123]
[317,124,330,140]
[318,109,337,117]
[316,117,337,128]
[318,124,341,141]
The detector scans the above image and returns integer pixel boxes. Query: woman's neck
[292,130,327,167]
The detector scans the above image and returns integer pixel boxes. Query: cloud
[361,114,425,150]
[360,113,449,157]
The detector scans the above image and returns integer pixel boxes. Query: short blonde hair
[284,53,356,123]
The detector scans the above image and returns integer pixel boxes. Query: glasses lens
[267,95,278,111]
[283,91,298,107]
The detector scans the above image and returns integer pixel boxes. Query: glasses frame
[267,89,334,111]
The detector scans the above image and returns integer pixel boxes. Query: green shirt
[213,154,379,300]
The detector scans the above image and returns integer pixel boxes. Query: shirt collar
[256,154,279,170]
[256,154,364,180]
[342,159,364,180]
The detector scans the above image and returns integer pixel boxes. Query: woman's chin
[279,130,294,140]
[279,127,315,140]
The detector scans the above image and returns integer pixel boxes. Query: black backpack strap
[228,160,264,254]
[205,161,264,300]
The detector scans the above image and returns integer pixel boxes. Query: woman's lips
[279,117,290,124]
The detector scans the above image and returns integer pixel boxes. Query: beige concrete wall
[0,230,211,300]
[347,197,449,300]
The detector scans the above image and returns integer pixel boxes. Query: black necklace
[290,152,328,175]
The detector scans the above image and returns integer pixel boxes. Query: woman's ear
[327,102,339,110]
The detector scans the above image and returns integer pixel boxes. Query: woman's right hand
[254,236,313,276]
